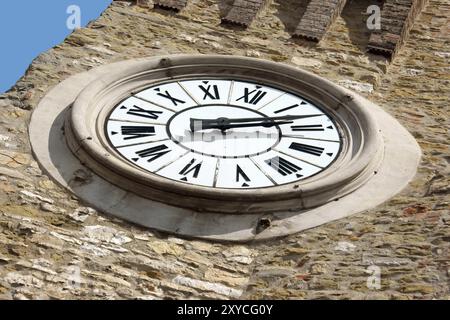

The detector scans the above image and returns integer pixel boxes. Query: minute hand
[190,114,323,132]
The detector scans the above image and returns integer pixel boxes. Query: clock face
[105,79,341,189]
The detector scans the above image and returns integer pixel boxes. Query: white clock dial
[105,79,342,189]
[167,105,280,158]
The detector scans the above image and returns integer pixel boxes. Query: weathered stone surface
[153,0,188,12]
[293,0,348,41]
[222,0,269,27]
[338,79,374,93]
[0,0,447,300]
[368,0,430,58]
[173,275,243,298]
[291,56,322,69]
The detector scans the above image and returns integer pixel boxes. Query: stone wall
[368,0,430,58]
[0,0,448,299]
[222,0,269,26]
[293,0,348,41]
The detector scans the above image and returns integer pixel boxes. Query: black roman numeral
[274,101,307,114]
[127,105,163,120]
[199,81,220,100]
[289,142,324,156]
[155,88,186,106]
[265,156,302,177]
[291,124,324,132]
[237,86,267,105]
[179,158,202,181]
[236,165,251,187]
[120,126,155,140]
[133,144,170,162]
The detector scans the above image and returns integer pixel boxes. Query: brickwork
[368,0,429,58]
[221,0,269,26]
[153,0,188,11]
[293,0,348,41]
[118,0,429,61]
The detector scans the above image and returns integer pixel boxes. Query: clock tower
[0,0,447,300]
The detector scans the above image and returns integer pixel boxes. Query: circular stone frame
[29,55,421,241]
[66,56,381,213]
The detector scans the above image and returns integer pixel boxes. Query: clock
[31,55,421,240]
[105,79,341,190]
[65,55,379,214]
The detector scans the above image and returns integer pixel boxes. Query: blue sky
[0,0,112,93]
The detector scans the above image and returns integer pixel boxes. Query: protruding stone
[293,0,348,41]
[173,275,243,298]
[367,0,430,59]
[82,225,133,245]
[291,56,322,69]
[338,80,374,93]
[334,241,356,253]
[153,0,188,12]
[221,0,269,27]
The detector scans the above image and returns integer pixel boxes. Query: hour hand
[190,117,287,132]
[190,114,323,132]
